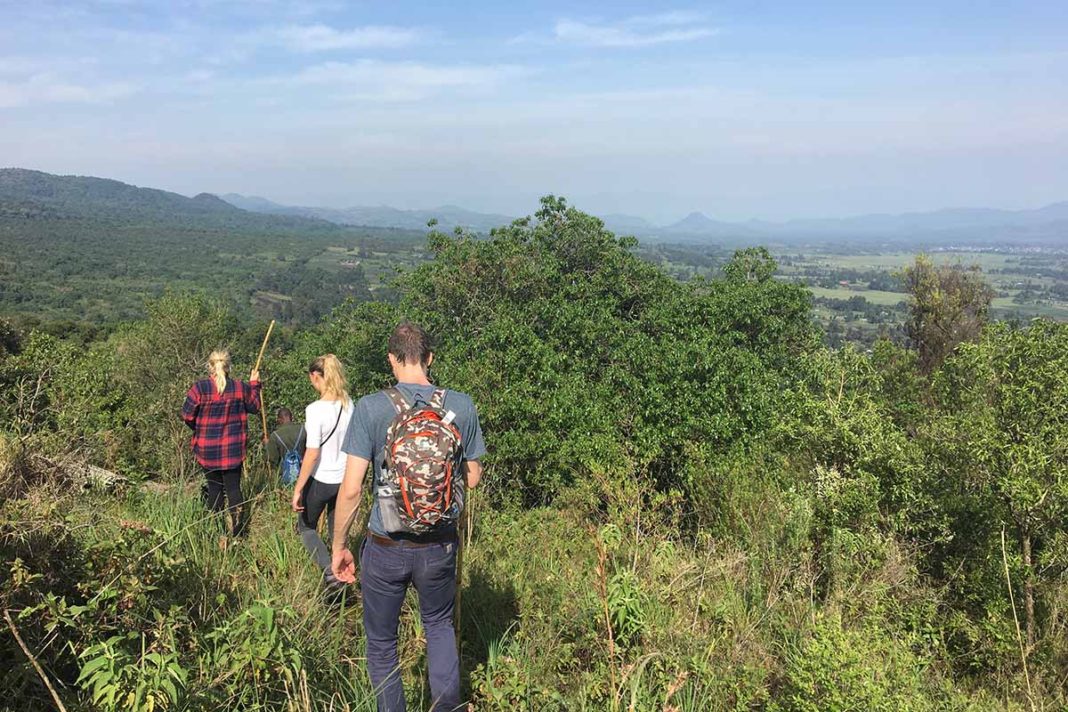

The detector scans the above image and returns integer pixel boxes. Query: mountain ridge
[0,169,339,233]
[3,169,1065,246]
[225,190,1067,245]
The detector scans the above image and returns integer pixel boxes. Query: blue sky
[1,1,1067,222]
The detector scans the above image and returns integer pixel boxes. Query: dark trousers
[203,467,244,535]
[361,537,460,712]
[297,478,340,579]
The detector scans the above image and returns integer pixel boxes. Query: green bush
[773,613,938,712]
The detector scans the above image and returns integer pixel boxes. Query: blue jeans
[360,537,460,712]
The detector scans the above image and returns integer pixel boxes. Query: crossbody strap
[320,403,344,448]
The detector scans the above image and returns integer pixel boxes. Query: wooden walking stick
[454,487,473,655]
[254,320,275,440]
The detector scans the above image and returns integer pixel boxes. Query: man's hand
[250,369,260,383]
[291,487,304,512]
[332,547,356,584]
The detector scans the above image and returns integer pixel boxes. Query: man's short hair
[277,407,293,422]
[388,322,433,365]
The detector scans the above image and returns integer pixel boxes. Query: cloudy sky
[1,1,1067,222]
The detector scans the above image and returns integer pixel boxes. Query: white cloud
[277,59,525,101]
[267,24,422,52]
[0,74,135,108]
[623,11,709,27]
[553,12,716,48]
[0,56,98,76]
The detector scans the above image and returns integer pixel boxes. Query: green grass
[795,252,1019,272]
[807,286,908,306]
[991,297,1068,319]
[6,458,1024,711]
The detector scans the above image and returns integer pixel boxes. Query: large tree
[902,255,994,374]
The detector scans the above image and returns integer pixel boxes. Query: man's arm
[464,460,482,490]
[331,454,370,583]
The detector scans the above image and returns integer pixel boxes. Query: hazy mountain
[652,205,1068,246]
[221,193,514,232]
[219,193,291,213]
[600,213,656,234]
[1026,201,1068,223]
[6,169,1064,247]
[220,187,1067,245]
[661,212,758,239]
[0,169,338,233]
[738,202,1067,245]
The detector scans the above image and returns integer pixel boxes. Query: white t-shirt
[305,398,353,485]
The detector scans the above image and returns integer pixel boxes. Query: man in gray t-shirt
[331,322,485,712]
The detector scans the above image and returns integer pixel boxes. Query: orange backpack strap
[430,388,446,409]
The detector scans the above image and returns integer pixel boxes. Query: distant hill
[662,211,758,240]
[0,168,427,327]
[219,193,290,214]
[7,169,1065,247]
[221,193,514,233]
[0,169,338,233]
[764,203,1068,240]
[742,204,1067,246]
[648,205,1068,246]
[600,213,656,234]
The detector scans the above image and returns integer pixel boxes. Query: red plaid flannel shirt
[181,378,261,471]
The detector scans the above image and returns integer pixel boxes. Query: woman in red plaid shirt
[181,349,261,536]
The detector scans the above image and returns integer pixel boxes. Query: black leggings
[297,478,340,578]
[203,467,244,534]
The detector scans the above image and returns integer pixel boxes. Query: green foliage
[470,627,567,710]
[902,255,995,373]
[606,568,645,649]
[0,169,425,325]
[203,602,305,707]
[777,346,928,539]
[77,632,188,712]
[773,614,939,712]
[926,319,1068,655]
[722,246,778,284]
[3,197,1067,711]
[933,320,1068,533]
[394,196,816,506]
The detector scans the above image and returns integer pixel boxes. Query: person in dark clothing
[181,349,261,537]
[267,407,307,468]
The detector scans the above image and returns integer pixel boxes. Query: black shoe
[322,572,350,609]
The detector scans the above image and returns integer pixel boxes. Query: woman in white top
[291,353,353,586]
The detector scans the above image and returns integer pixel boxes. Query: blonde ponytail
[308,354,350,405]
[208,349,231,394]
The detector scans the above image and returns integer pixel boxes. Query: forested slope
[1,198,1065,710]
[0,169,426,330]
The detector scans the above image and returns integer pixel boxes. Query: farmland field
[644,242,1068,348]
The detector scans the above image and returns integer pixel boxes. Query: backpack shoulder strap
[384,387,409,415]
[430,388,446,409]
[276,425,304,451]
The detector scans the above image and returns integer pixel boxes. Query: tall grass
[2,449,1058,710]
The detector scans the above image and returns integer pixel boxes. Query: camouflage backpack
[376,387,463,535]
